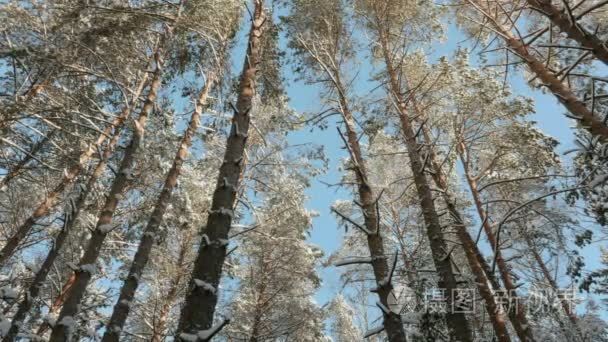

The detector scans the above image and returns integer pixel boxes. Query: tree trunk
[377,30,473,342]
[3,120,124,342]
[527,0,608,65]
[48,46,163,342]
[176,2,265,337]
[524,234,579,325]
[149,230,193,342]
[332,73,408,340]
[149,297,173,342]
[248,260,268,342]
[0,129,57,189]
[0,73,149,268]
[101,75,214,342]
[415,121,511,341]
[468,0,608,141]
[458,146,536,342]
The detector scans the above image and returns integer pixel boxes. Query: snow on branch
[178,317,231,341]
[97,223,116,234]
[376,301,391,315]
[334,256,373,267]
[201,234,229,248]
[194,279,216,295]
[209,207,234,218]
[363,325,384,339]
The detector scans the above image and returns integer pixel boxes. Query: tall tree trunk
[3,119,125,342]
[149,229,193,342]
[149,293,175,342]
[0,129,57,189]
[523,234,579,325]
[48,46,164,342]
[248,256,269,342]
[332,74,408,340]
[526,0,608,65]
[377,30,473,342]
[176,2,265,337]
[0,73,149,267]
[457,146,536,341]
[101,75,215,342]
[468,0,608,141]
[415,121,511,341]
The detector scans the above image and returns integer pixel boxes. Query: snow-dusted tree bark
[285,2,408,339]
[48,43,164,342]
[526,0,608,65]
[414,117,512,341]
[387,71,472,342]
[2,113,128,341]
[0,74,149,268]
[101,74,215,342]
[363,2,473,338]
[177,1,266,337]
[334,75,407,342]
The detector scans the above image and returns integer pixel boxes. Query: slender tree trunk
[0,73,149,267]
[248,259,268,342]
[177,2,265,337]
[3,120,125,342]
[48,46,164,342]
[0,129,57,189]
[415,123,511,341]
[524,235,578,324]
[332,74,408,340]
[149,296,173,342]
[377,30,473,341]
[526,0,608,65]
[468,0,608,141]
[458,146,536,342]
[101,75,215,342]
[149,230,192,342]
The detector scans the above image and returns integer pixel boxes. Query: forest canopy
[0,0,607,341]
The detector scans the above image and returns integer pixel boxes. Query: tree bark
[149,230,193,342]
[468,0,608,141]
[101,75,214,342]
[377,29,473,342]
[177,1,265,337]
[415,121,511,341]
[527,0,608,65]
[248,253,269,342]
[48,46,163,342]
[458,146,536,342]
[524,234,579,325]
[3,119,124,342]
[333,75,408,341]
[0,73,149,268]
